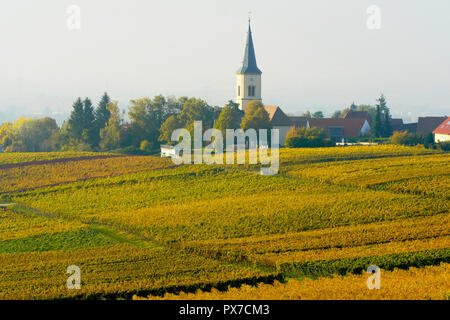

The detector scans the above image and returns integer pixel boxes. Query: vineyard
[136,264,450,300]
[0,146,448,299]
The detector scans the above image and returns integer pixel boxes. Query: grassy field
[0,146,448,300]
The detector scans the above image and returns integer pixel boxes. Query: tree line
[1,93,445,153]
[0,94,272,153]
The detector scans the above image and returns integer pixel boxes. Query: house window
[248,85,255,97]
[238,86,240,97]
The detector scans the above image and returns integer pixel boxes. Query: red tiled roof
[432,117,450,135]
[308,118,367,138]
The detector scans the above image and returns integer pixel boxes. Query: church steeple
[237,20,262,75]
[236,19,262,111]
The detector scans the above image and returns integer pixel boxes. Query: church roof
[237,22,262,75]
[263,105,292,126]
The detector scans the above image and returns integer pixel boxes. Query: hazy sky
[0,0,449,122]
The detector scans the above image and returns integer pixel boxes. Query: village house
[160,145,179,158]
[432,117,450,142]
[390,118,405,132]
[307,118,371,143]
[416,116,448,135]
[342,110,370,121]
[262,106,302,146]
[404,116,448,135]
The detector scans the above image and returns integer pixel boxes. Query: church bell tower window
[248,85,255,97]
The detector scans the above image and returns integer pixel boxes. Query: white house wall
[274,126,292,147]
[434,133,450,142]
[361,120,371,134]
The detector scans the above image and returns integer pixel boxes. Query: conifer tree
[68,98,85,140]
[383,107,392,137]
[377,94,392,137]
[82,98,96,145]
[95,92,111,130]
[371,104,383,138]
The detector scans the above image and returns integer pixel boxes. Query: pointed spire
[237,20,262,75]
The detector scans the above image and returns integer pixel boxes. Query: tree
[2,117,59,152]
[285,127,335,148]
[213,103,242,146]
[240,101,271,132]
[214,104,241,135]
[100,101,122,151]
[159,115,184,145]
[178,97,214,128]
[95,92,111,130]
[68,98,85,140]
[312,111,324,118]
[49,122,70,151]
[225,100,240,110]
[371,104,383,138]
[383,107,392,137]
[374,94,392,138]
[438,141,450,151]
[0,122,14,150]
[82,98,97,146]
[423,132,434,147]
[389,131,420,146]
[377,94,390,137]
[140,140,153,153]
[128,95,182,148]
[301,110,312,118]
[331,110,342,118]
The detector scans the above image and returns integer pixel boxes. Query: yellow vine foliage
[284,154,450,189]
[0,207,83,241]
[0,151,106,165]
[137,263,450,300]
[0,155,173,193]
[0,244,271,300]
[180,213,450,265]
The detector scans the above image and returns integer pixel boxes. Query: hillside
[0,145,448,299]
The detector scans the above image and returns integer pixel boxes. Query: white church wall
[236,73,262,110]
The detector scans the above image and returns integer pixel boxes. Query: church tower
[236,20,262,111]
